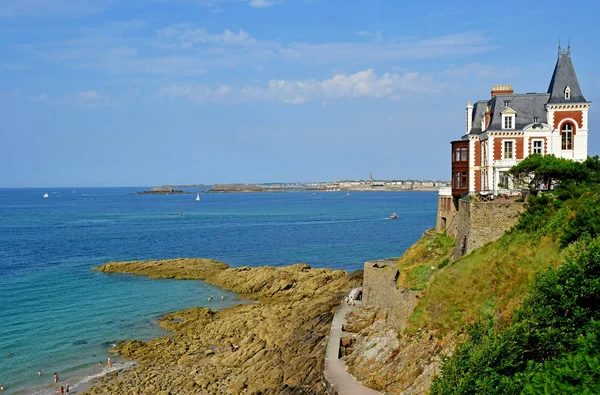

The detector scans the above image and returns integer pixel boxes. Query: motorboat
[43,193,49,198]
[389,212,398,219]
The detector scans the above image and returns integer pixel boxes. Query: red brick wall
[493,138,501,160]
[554,110,583,129]
[515,137,524,160]
[474,141,481,166]
[474,169,481,192]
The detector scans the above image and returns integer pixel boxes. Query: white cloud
[248,0,282,7]
[157,26,258,47]
[78,90,105,100]
[160,68,443,105]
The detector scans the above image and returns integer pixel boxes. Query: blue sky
[1,0,599,187]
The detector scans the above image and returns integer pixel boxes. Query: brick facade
[553,110,583,129]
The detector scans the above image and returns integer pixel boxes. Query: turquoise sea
[0,188,437,393]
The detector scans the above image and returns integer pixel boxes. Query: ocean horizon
[0,188,436,393]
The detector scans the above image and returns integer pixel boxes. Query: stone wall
[435,195,459,237]
[454,199,525,259]
[362,260,420,332]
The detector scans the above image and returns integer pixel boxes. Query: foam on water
[0,188,437,393]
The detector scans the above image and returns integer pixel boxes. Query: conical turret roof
[547,49,587,104]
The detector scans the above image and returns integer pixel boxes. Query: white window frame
[503,116,513,129]
[561,123,573,150]
[565,86,571,100]
[532,139,543,155]
[503,140,515,159]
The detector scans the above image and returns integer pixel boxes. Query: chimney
[466,101,473,134]
[485,104,491,130]
[491,84,514,98]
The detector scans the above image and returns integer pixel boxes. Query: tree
[508,154,592,193]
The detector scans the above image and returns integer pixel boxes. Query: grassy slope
[408,232,563,332]
[394,231,455,290]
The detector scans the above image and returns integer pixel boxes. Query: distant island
[134,186,192,195]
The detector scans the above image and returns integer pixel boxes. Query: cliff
[342,229,563,394]
[87,259,362,394]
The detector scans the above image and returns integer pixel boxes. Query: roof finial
[558,37,561,54]
[568,34,571,54]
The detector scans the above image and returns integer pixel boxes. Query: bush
[431,235,600,395]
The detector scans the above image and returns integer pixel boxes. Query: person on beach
[65,384,70,394]
[107,356,111,368]
[0,384,4,391]
[60,385,64,394]
[98,361,102,366]
[53,372,59,383]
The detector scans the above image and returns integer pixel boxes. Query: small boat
[43,193,49,198]
[389,212,398,220]
[195,193,200,201]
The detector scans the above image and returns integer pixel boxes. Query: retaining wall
[453,200,525,259]
[362,260,420,332]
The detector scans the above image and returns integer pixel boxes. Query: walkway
[323,288,381,395]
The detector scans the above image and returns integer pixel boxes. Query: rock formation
[87,259,362,394]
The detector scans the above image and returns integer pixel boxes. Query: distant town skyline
[0,0,598,187]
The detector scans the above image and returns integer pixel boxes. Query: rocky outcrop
[134,186,191,195]
[87,259,362,394]
[341,306,458,395]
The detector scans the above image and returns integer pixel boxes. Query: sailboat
[43,193,49,198]
[195,193,200,201]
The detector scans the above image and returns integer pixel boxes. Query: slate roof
[467,49,587,135]
[547,51,588,104]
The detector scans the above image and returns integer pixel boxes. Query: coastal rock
[342,305,459,394]
[134,186,192,195]
[85,259,362,394]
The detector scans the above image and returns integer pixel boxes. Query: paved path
[323,288,381,395]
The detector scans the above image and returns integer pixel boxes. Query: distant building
[451,44,590,196]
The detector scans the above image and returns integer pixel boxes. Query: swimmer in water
[221,295,224,301]
[107,356,111,368]
[1,384,4,391]
[53,372,59,383]
[37,369,42,376]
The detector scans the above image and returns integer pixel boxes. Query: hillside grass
[408,232,563,332]
[395,231,454,291]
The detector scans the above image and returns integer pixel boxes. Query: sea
[0,188,437,393]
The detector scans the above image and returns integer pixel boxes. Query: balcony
[494,158,522,168]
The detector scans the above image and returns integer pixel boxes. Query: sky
[1,0,599,187]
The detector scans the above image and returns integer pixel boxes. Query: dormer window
[501,106,516,130]
[565,86,571,100]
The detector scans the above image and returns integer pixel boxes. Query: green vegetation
[394,231,454,290]
[429,154,600,394]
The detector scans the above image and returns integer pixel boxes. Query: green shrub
[431,235,600,394]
